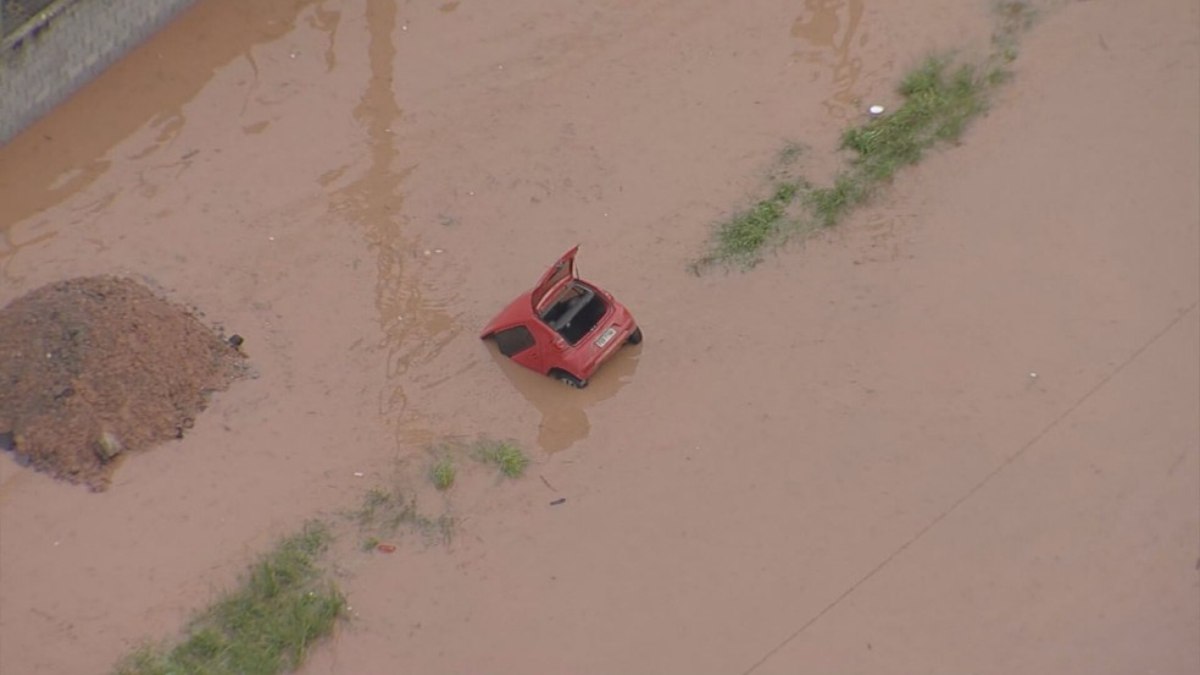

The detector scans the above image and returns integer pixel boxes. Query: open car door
[530,245,579,312]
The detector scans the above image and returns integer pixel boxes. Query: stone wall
[1,0,197,144]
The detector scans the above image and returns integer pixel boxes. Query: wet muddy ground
[1,0,1197,673]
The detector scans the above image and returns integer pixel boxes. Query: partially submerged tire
[626,327,643,345]
[551,369,587,389]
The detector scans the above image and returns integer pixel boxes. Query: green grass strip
[430,455,456,490]
[699,53,995,268]
[713,182,800,262]
[115,521,345,675]
[810,57,986,226]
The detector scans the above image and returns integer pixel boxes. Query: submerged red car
[481,246,641,388]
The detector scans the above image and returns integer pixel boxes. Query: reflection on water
[308,3,342,72]
[333,0,460,434]
[792,0,867,119]
[489,343,642,453]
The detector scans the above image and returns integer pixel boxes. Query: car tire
[626,327,643,345]
[551,370,588,389]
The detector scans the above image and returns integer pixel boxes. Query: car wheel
[626,327,643,345]
[551,370,588,389]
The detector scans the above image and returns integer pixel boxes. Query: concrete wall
[1,0,198,145]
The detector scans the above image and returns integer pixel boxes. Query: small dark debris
[0,431,14,452]
[550,497,566,506]
[228,334,244,348]
[175,417,195,439]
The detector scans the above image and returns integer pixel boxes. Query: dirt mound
[0,276,246,490]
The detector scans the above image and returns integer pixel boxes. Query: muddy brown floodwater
[1,0,1197,673]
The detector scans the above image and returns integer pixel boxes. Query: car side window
[494,326,536,357]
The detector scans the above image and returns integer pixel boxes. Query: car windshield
[540,282,608,345]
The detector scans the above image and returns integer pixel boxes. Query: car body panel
[479,290,535,340]
[481,246,638,385]
[530,245,578,312]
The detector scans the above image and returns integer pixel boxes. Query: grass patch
[696,54,993,268]
[806,173,869,229]
[992,0,1037,62]
[845,58,985,177]
[696,1,1045,270]
[717,183,799,256]
[806,56,988,227]
[695,181,802,269]
[351,486,455,545]
[429,455,456,491]
[473,439,530,478]
[115,521,344,675]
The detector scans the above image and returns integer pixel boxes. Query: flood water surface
[1,1,1197,673]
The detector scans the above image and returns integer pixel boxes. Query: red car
[481,246,641,388]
